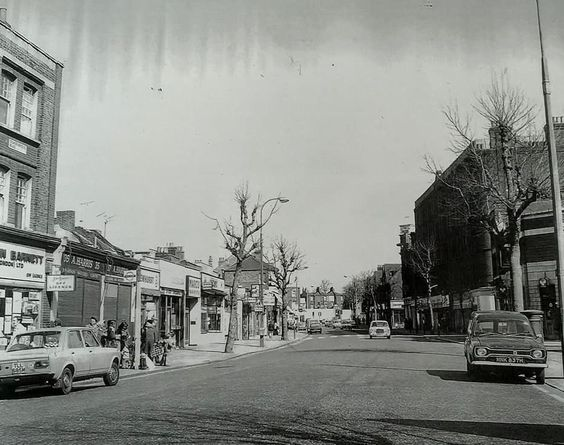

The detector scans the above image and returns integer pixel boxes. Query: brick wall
[0,23,62,235]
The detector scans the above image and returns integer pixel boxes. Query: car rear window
[7,331,61,351]
[371,321,388,327]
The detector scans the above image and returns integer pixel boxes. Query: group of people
[86,316,132,367]
[139,318,174,368]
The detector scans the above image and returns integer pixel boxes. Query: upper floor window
[0,71,16,128]
[21,85,37,138]
[0,166,9,224]
[15,175,31,229]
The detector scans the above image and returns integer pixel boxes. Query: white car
[0,327,121,396]
[369,320,391,339]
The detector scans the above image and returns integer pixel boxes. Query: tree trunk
[224,266,241,353]
[508,221,524,311]
[282,308,288,341]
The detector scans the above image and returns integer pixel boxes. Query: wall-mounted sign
[123,270,137,283]
[46,275,76,292]
[139,268,159,290]
[8,138,27,154]
[201,274,225,292]
[0,241,45,283]
[61,253,129,278]
[187,277,201,298]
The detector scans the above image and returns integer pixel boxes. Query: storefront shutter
[81,278,100,326]
[116,284,131,323]
[59,277,85,327]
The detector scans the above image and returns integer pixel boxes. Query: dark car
[464,311,547,384]
[306,320,322,334]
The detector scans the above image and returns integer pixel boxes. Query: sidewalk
[121,332,307,378]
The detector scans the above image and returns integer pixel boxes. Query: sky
[4,0,564,291]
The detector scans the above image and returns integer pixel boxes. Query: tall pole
[536,0,564,373]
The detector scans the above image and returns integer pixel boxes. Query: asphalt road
[1,330,563,444]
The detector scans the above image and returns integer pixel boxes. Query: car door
[66,329,90,377]
[82,329,107,375]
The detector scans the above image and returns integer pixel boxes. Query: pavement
[121,331,308,377]
[1,329,563,444]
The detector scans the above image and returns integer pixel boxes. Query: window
[67,330,84,349]
[15,175,31,229]
[20,85,37,138]
[0,167,9,224]
[82,330,100,347]
[0,71,16,127]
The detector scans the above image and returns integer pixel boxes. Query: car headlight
[532,349,544,359]
[475,347,488,357]
[34,360,50,369]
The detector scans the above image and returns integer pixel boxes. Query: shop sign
[159,260,188,290]
[0,241,45,283]
[429,295,450,308]
[201,274,225,292]
[61,253,129,277]
[161,287,184,297]
[188,277,201,298]
[390,300,404,310]
[46,275,75,292]
[138,268,159,290]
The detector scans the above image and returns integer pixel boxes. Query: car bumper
[470,361,547,368]
[0,373,55,387]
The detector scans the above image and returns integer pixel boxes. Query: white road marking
[535,384,564,404]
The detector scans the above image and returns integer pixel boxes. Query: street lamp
[259,196,289,347]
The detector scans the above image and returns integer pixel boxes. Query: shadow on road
[292,348,460,357]
[427,369,533,385]
[0,383,98,400]
[373,418,563,444]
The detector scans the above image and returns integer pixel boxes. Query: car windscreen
[474,319,535,336]
[6,331,61,351]
[370,321,388,327]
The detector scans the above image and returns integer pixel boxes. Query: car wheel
[57,367,74,395]
[0,385,16,397]
[103,360,120,386]
[369,335,373,339]
[536,369,545,385]
[387,335,391,339]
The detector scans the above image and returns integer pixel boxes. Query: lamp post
[259,196,289,347]
[536,0,564,373]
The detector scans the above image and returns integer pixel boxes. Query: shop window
[0,71,16,127]
[0,166,9,224]
[20,85,38,138]
[15,175,31,229]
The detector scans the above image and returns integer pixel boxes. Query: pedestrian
[117,321,129,351]
[274,321,279,336]
[53,319,62,327]
[106,320,118,348]
[143,319,158,360]
[12,318,26,336]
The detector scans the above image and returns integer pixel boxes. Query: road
[1,330,563,444]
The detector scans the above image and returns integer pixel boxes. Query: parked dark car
[464,311,547,384]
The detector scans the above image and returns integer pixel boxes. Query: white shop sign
[46,275,76,291]
[188,277,201,298]
[0,241,45,283]
[139,268,159,290]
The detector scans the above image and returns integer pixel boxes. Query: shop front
[58,248,139,327]
[200,273,226,343]
[138,259,160,327]
[185,274,201,346]
[0,235,55,348]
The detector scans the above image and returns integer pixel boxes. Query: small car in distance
[333,319,342,329]
[0,327,121,396]
[369,320,391,339]
[464,311,547,384]
[340,319,353,331]
[306,319,323,334]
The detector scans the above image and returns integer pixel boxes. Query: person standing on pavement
[12,318,26,336]
[143,319,158,360]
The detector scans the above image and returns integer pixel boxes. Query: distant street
[1,330,563,444]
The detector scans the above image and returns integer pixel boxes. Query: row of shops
[0,226,230,348]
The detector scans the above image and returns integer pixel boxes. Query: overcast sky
[5,0,564,291]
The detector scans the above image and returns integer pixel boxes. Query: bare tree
[268,237,306,340]
[407,239,437,333]
[206,183,282,353]
[427,75,550,311]
[319,279,332,294]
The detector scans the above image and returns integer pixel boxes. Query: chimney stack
[0,8,9,26]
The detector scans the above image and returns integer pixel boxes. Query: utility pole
[536,0,564,373]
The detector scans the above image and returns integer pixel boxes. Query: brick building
[0,8,64,346]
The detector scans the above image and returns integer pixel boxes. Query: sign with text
[61,253,129,278]
[187,277,201,298]
[46,275,76,292]
[139,268,159,290]
[201,274,225,292]
[0,241,45,283]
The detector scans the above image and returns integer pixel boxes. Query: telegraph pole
[536,0,564,373]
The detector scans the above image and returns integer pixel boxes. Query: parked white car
[369,320,391,339]
[0,327,121,396]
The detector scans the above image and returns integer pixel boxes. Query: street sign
[46,275,75,292]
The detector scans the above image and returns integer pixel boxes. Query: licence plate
[11,362,26,374]
[495,357,524,364]
[376,329,384,334]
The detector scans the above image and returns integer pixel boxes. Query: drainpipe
[50,237,67,322]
